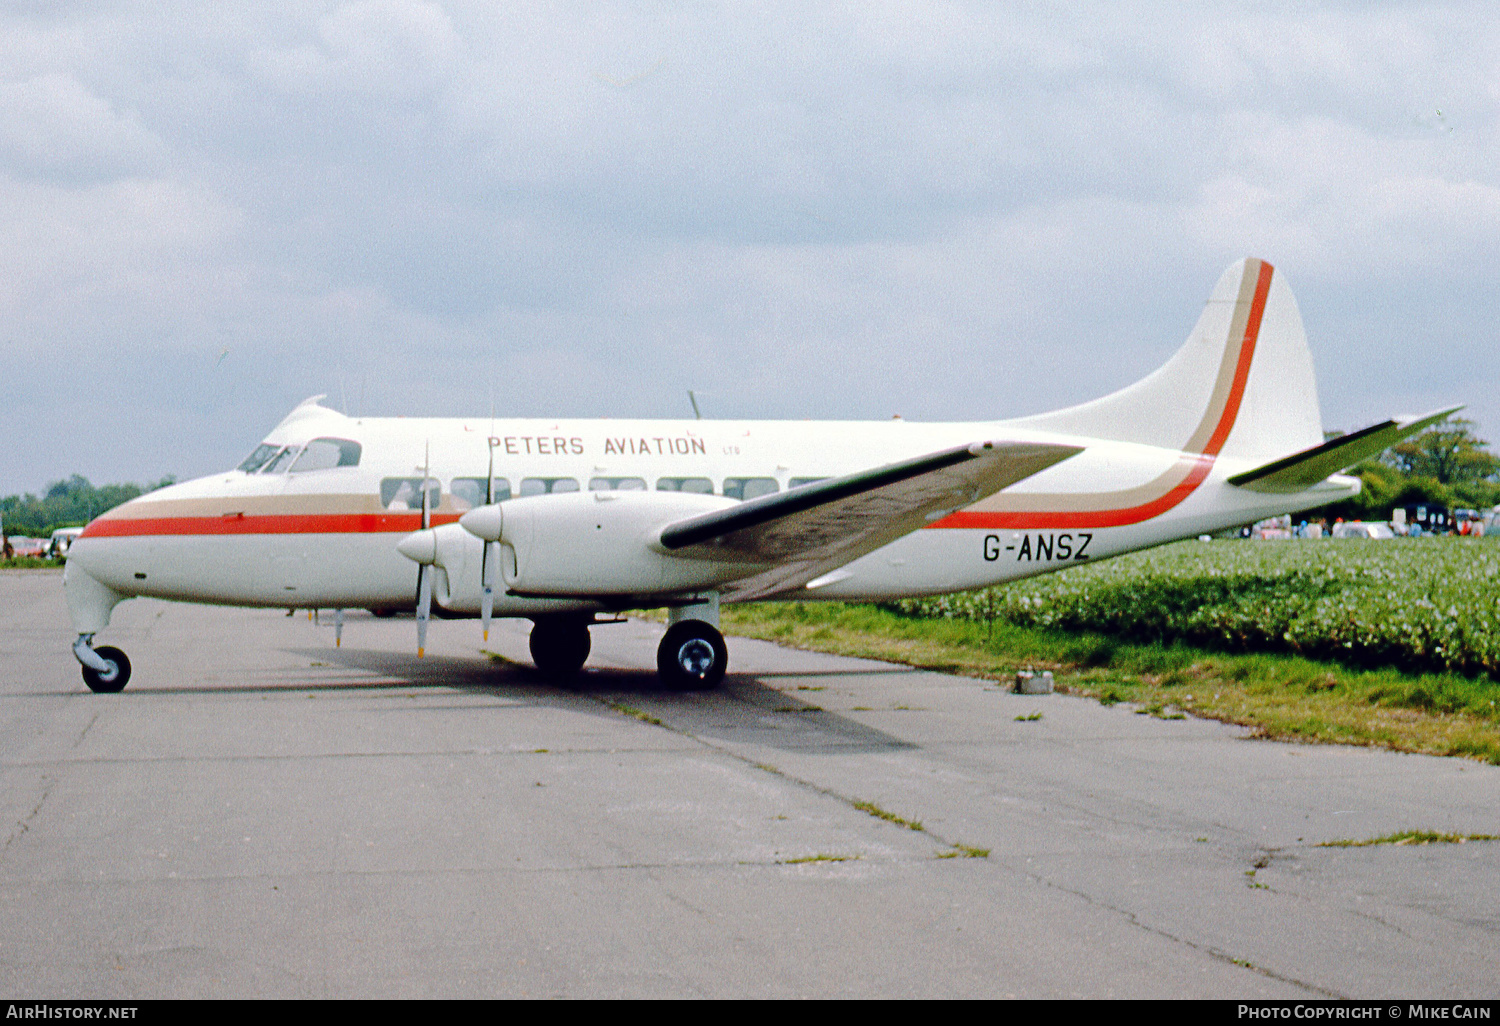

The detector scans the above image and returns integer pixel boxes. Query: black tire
[657,620,728,691]
[529,618,591,679]
[82,645,131,693]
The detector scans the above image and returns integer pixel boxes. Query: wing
[657,440,1082,601]
[1228,406,1461,494]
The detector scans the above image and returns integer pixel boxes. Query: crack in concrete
[2,774,54,858]
[595,695,958,853]
[1034,870,1343,997]
[74,711,98,749]
[1343,904,1420,941]
[1245,847,1426,944]
[0,853,926,888]
[0,745,681,769]
[596,693,1348,997]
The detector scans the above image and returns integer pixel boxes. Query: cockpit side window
[588,477,646,491]
[237,444,280,474]
[289,438,361,472]
[260,447,299,474]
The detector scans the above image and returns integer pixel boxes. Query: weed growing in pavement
[1318,830,1498,848]
[851,800,923,832]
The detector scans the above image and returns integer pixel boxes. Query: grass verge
[716,602,1500,765]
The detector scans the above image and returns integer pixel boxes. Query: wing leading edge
[1228,406,1462,494]
[658,440,1083,601]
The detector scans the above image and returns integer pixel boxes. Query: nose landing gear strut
[73,635,131,693]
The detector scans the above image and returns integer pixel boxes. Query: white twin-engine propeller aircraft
[65,258,1455,693]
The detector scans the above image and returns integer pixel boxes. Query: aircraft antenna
[688,390,702,420]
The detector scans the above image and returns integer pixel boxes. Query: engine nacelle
[464,490,755,597]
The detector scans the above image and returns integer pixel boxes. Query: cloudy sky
[3,1,1497,494]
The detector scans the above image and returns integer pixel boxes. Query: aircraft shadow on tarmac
[64,644,918,754]
[284,645,920,755]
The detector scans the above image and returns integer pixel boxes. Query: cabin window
[290,438,361,472]
[237,444,280,474]
[723,477,779,501]
[656,477,714,494]
[518,477,580,498]
[449,477,511,510]
[589,476,646,491]
[260,446,300,474]
[381,477,441,511]
[788,477,830,489]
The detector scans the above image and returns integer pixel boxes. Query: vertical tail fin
[1012,259,1324,461]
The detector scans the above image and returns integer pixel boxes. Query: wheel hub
[677,638,716,678]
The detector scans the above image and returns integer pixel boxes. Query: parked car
[5,536,48,557]
[1250,515,1293,540]
[48,527,85,559]
[1332,521,1395,540]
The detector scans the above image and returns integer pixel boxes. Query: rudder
[1011,259,1324,462]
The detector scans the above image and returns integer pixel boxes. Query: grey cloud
[0,73,165,180]
[247,0,460,97]
[2,1,1499,493]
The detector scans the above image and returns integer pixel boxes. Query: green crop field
[889,537,1500,678]
[718,537,1500,764]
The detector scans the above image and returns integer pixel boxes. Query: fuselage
[69,402,1356,617]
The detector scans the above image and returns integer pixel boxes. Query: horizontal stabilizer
[659,440,1082,601]
[1227,406,1462,494]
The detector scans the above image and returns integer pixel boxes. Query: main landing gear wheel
[529,618,592,680]
[657,620,728,691]
[81,645,131,694]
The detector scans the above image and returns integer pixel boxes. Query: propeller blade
[416,563,432,658]
[482,435,495,640]
[486,434,496,504]
[417,440,433,656]
[420,441,431,532]
[481,541,496,641]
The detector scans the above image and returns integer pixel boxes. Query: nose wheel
[74,636,131,693]
[657,620,728,690]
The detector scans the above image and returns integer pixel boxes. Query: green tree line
[1,474,176,539]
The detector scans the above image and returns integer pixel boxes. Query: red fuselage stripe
[81,513,463,538]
